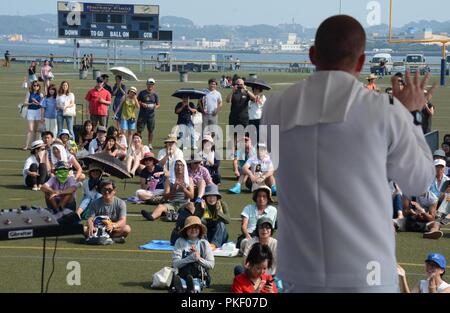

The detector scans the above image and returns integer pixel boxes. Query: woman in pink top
[40,60,53,94]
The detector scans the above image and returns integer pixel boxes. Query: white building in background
[279,33,303,51]
[195,38,229,49]
[415,28,433,40]
[8,34,23,42]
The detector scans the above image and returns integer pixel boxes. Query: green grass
[0,62,449,292]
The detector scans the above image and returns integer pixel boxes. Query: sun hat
[31,139,45,151]
[252,185,274,203]
[178,216,207,237]
[140,152,159,165]
[202,184,222,200]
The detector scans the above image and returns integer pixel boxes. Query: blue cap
[425,253,447,270]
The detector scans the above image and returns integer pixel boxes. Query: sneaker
[271,184,277,196]
[229,183,241,194]
[32,185,39,191]
[113,236,126,244]
[141,210,154,221]
[423,230,443,240]
[186,274,196,293]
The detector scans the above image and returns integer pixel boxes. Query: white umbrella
[110,67,139,81]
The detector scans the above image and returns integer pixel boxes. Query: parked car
[404,54,429,75]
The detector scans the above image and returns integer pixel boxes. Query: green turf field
[0,62,449,292]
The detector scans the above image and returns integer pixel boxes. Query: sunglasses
[101,188,114,194]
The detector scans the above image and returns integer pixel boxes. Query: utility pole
[339,0,342,14]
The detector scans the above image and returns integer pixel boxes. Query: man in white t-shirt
[201,79,222,132]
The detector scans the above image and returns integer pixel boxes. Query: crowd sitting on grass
[17,74,449,293]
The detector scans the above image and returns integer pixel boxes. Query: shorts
[120,118,137,130]
[90,115,107,126]
[137,116,155,133]
[27,109,41,121]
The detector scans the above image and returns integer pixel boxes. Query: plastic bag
[151,266,175,289]
[18,104,27,119]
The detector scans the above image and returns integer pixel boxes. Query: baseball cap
[96,126,107,133]
[425,253,447,270]
[256,216,274,229]
[146,78,156,84]
[58,129,71,138]
[434,159,446,167]
[433,149,446,158]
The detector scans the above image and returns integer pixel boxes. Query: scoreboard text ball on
[57,1,160,40]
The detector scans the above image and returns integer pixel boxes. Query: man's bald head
[311,15,366,72]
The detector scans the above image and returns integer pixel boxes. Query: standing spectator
[85,77,112,128]
[235,58,241,70]
[56,81,75,139]
[112,75,127,130]
[115,86,139,145]
[40,60,53,94]
[220,75,228,88]
[421,88,437,134]
[23,81,44,150]
[175,95,197,149]
[23,140,51,191]
[89,53,94,68]
[49,54,55,68]
[3,50,11,67]
[28,61,37,83]
[248,86,267,142]
[365,73,379,92]
[137,78,160,149]
[201,79,222,132]
[40,84,58,136]
[100,74,112,94]
[226,78,256,150]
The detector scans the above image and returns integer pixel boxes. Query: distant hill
[0,14,449,43]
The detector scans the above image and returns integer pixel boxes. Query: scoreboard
[57,1,161,40]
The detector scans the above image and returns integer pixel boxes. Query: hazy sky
[3,0,449,27]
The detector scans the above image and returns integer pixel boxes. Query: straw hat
[178,216,207,238]
[164,134,178,143]
[367,73,378,81]
[252,185,274,203]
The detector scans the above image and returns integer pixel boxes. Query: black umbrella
[79,152,132,179]
[244,78,272,90]
[172,88,207,100]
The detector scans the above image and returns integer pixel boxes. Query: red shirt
[231,273,278,293]
[85,87,111,116]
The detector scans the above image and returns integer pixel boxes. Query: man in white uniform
[261,15,435,292]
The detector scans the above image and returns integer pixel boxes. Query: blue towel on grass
[139,240,174,251]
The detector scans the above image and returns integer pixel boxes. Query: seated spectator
[58,129,77,156]
[126,132,149,176]
[240,143,276,195]
[51,142,85,182]
[76,164,103,219]
[170,184,230,249]
[84,179,131,242]
[77,120,94,157]
[229,136,256,194]
[398,253,450,293]
[40,161,77,212]
[88,126,107,154]
[429,159,449,199]
[135,152,165,202]
[141,158,194,221]
[107,126,127,159]
[200,134,221,185]
[171,216,215,293]
[235,217,278,276]
[231,243,277,293]
[433,149,450,176]
[102,136,119,158]
[237,185,277,253]
[157,134,184,175]
[395,192,443,239]
[23,140,51,191]
[188,159,214,203]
